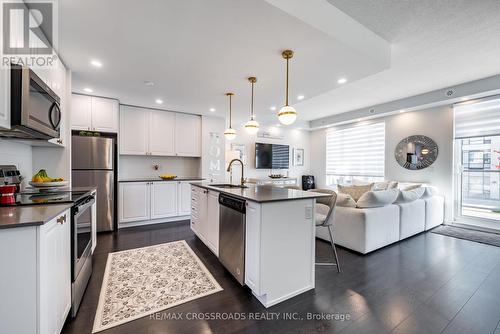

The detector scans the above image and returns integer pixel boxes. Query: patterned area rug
[92,240,223,333]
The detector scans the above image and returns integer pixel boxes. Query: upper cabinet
[120,106,201,157]
[71,94,119,133]
[175,113,201,157]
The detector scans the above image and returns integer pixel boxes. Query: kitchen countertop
[119,177,204,182]
[191,182,331,203]
[0,203,72,230]
[0,186,97,230]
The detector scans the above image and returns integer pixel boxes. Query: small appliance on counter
[0,165,23,205]
[302,175,315,191]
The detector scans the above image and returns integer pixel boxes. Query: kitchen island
[190,182,330,308]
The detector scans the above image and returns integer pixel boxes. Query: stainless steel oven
[71,194,95,317]
[0,64,61,140]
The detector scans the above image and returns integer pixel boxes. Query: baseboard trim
[118,216,190,229]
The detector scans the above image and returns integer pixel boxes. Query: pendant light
[224,92,237,140]
[244,77,260,135]
[278,49,298,125]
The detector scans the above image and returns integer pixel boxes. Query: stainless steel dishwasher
[219,193,246,285]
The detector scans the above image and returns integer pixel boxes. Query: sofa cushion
[356,189,399,208]
[404,184,422,191]
[395,187,425,203]
[373,181,390,191]
[421,186,438,199]
[336,193,357,207]
[338,184,374,201]
[388,181,399,189]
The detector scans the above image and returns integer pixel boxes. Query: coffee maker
[0,165,23,205]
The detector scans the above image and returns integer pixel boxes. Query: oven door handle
[74,196,95,219]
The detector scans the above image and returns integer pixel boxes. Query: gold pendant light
[278,49,297,125]
[244,77,260,135]
[224,92,237,140]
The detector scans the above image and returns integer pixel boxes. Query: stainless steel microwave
[1,65,61,140]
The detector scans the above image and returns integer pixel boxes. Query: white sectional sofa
[316,183,445,254]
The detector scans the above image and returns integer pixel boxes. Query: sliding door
[454,97,500,229]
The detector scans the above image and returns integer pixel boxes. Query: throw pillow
[404,184,423,191]
[356,189,399,208]
[336,193,357,207]
[338,184,374,201]
[421,186,438,199]
[387,181,399,189]
[373,181,390,191]
[395,187,425,203]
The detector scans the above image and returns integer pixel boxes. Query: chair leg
[316,225,341,273]
[328,225,341,273]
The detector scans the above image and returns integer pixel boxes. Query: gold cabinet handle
[57,214,67,224]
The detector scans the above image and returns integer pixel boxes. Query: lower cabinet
[190,185,219,256]
[118,181,192,224]
[0,209,71,334]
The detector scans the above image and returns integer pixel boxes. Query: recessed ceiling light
[460,97,469,101]
[209,108,216,112]
[155,99,163,104]
[399,109,406,113]
[83,87,93,93]
[297,95,305,100]
[144,81,155,86]
[90,59,103,67]
[270,106,276,111]
[337,77,347,84]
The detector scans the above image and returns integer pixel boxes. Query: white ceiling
[59,0,500,127]
[58,0,389,127]
[299,0,500,122]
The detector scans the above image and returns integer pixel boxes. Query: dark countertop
[0,186,97,230]
[0,203,72,230]
[191,182,331,203]
[119,177,204,182]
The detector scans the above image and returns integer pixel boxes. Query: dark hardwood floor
[62,221,500,334]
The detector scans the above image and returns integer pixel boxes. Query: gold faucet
[227,159,245,186]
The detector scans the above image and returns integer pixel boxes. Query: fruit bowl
[159,175,177,180]
[29,181,69,188]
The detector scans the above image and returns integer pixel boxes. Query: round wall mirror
[395,135,438,170]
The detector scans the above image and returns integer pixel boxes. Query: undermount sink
[209,183,248,189]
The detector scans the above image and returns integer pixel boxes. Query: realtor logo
[1,1,57,68]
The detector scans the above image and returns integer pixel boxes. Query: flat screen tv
[255,143,290,169]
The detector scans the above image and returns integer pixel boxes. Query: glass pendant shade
[244,119,259,134]
[224,127,236,140]
[278,105,297,125]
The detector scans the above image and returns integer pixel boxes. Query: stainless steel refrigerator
[72,135,115,232]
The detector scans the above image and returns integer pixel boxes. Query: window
[454,96,500,226]
[326,122,385,186]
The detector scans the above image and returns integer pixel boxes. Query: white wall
[226,125,311,183]
[0,141,32,188]
[310,106,454,221]
[118,155,200,180]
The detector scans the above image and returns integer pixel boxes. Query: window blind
[454,96,500,139]
[326,122,385,177]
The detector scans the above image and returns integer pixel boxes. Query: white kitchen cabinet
[72,94,119,132]
[245,200,262,294]
[149,109,175,156]
[92,97,119,132]
[190,185,219,256]
[118,182,151,223]
[178,181,192,216]
[205,189,220,256]
[39,209,71,334]
[72,94,92,131]
[151,182,178,219]
[0,209,71,334]
[119,105,149,155]
[175,113,201,157]
[0,68,10,129]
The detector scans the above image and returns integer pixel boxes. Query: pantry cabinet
[71,94,119,132]
[120,106,201,157]
[0,209,71,334]
[118,181,191,225]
